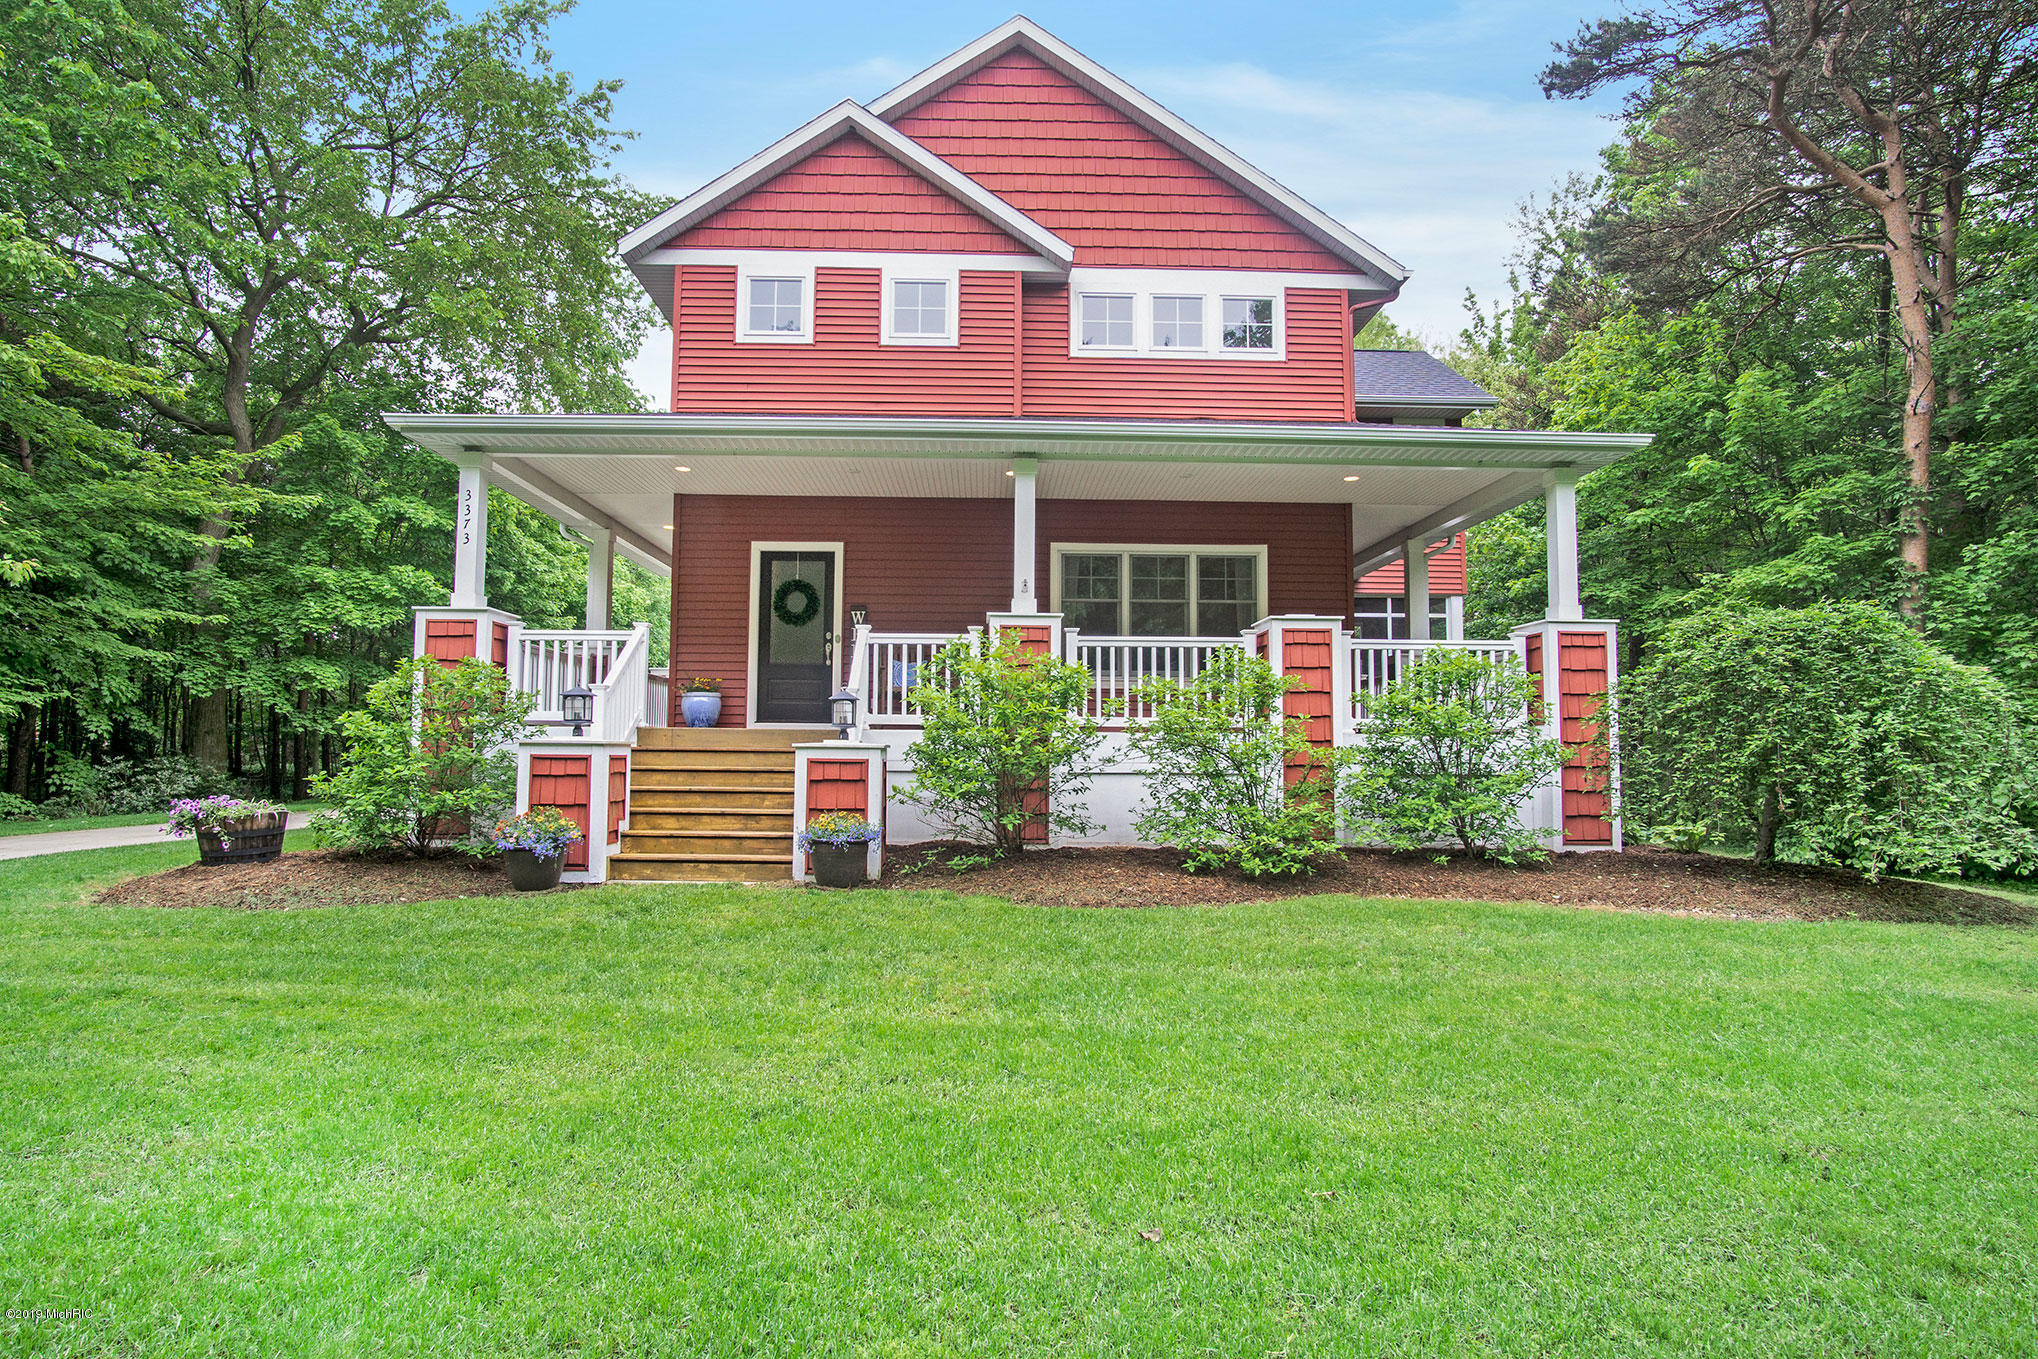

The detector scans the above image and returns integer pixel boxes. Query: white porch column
[1404,538,1431,642]
[1545,469,1583,621]
[1010,454,1038,612]
[450,457,490,608]
[584,527,614,631]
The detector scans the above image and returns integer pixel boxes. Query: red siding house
[390,17,1648,883]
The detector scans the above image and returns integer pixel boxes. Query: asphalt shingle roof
[1351,350,1497,406]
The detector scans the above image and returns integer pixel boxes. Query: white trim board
[868,17,1408,288]
[618,102,1074,271]
[643,247,1061,274]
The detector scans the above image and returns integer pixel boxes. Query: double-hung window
[883,267,959,344]
[1056,547,1265,637]
[1221,297,1275,350]
[737,266,812,342]
[1078,293,1135,348]
[1151,295,1204,349]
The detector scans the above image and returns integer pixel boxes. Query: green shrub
[1345,650,1571,862]
[1615,602,2038,879]
[903,631,1104,853]
[312,657,534,857]
[0,792,37,820]
[1126,649,1350,877]
[44,752,227,816]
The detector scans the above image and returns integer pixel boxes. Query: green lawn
[3,844,2035,1356]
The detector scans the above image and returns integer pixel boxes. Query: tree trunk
[5,711,35,799]
[1754,782,1782,867]
[1877,230,1938,614]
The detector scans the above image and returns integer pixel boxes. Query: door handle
[823,630,834,665]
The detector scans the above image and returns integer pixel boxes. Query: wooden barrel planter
[196,811,289,866]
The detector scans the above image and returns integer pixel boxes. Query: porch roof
[383,412,1651,580]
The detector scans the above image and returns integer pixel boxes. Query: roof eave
[616,100,1075,271]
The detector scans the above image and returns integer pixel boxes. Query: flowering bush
[797,811,881,851]
[166,795,287,845]
[488,806,583,859]
[682,676,722,693]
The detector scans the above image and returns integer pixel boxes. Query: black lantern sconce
[561,684,593,737]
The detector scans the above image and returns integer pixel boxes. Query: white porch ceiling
[385,412,1651,580]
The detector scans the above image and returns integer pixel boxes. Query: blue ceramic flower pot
[679,691,722,728]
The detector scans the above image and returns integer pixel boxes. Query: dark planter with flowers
[167,796,289,866]
[799,811,882,888]
[501,847,565,891]
[489,807,583,892]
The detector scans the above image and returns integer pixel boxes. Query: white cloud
[1129,61,1614,342]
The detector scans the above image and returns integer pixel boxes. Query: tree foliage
[1614,603,2036,877]
[1543,0,2038,605]
[1125,650,1349,878]
[904,633,1104,854]
[0,0,650,799]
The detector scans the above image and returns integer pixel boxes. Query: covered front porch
[386,413,1649,880]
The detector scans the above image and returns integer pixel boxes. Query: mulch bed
[879,843,2034,926]
[99,848,537,911]
[97,843,2030,927]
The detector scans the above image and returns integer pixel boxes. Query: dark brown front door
[755,550,836,723]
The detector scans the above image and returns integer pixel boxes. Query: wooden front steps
[607,727,833,883]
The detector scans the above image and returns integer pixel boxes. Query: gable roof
[869,17,1409,289]
[618,100,1075,271]
[1351,351,1497,408]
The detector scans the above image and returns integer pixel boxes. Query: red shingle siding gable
[675,133,1035,255]
[890,51,1353,271]
[671,266,1022,415]
[1357,536,1469,595]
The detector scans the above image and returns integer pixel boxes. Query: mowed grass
[2,846,2035,1356]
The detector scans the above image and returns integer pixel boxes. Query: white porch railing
[1064,631,1247,723]
[1349,638,1519,723]
[646,668,670,730]
[590,624,652,743]
[511,628,635,720]
[853,624,1525,733]
[860,630,973,726]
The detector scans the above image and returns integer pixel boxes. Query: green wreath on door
[772,577,822,627]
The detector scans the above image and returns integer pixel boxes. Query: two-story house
[389,17,1648,883]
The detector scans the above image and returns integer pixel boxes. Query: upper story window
[1152,295,1204,349]
[749,278,804,333]
[1068,272,1286,360]
[1222,297,1275,350]
[882,266,960,345]
[736,263,815,343]
[1079,294,1135,348]
[1055,545,1267,637]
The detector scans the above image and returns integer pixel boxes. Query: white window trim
[1066,270,1288,360]
[1050,543,1271,637]
[881,264,961,346]
[735,262,816,344]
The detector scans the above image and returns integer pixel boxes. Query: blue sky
[537,2,1630,396]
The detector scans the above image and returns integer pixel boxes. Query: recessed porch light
[1004,469,1015,477]
[1343,475,1361,482]
[674,465,692,472]
[661,523,673,530]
